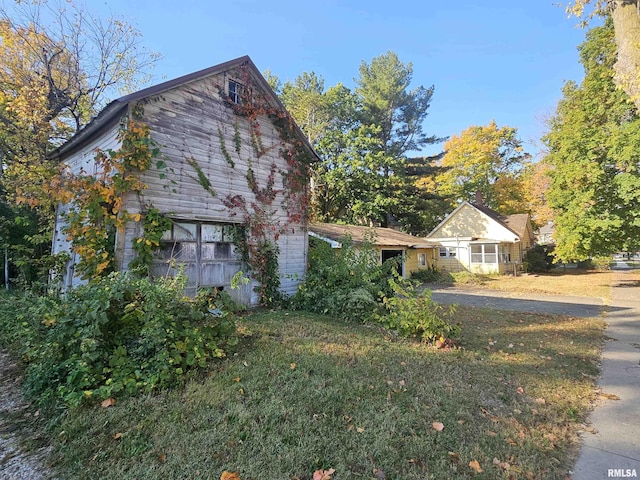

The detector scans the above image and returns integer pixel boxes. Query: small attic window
[228,79,243,104]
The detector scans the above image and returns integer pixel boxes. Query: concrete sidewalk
[571,264,640,479]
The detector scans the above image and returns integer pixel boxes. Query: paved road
[428,264,640,479]
[429,285,606,318]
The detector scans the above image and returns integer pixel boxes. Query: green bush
[16,273,238,407]
[577,255,612,271]
[290,237,395,321]
[523,245,555,273]
[409,267,454,284]
[375,280,459,343]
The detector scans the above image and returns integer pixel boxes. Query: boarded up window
[152,221,242,294]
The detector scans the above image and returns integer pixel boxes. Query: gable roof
[309,223,433,249]
[471,203,531,239]
[427,201,532,241]
[48,56,319,162]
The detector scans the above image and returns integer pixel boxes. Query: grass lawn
[448,270,620,301]
[47,307,604,480]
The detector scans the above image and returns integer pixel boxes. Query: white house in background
[426,202,535,275]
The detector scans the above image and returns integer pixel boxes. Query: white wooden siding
[52,123,122,289]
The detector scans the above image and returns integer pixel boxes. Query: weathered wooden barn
[50,56,316,305]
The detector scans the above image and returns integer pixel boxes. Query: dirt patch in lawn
[0,351,53,479]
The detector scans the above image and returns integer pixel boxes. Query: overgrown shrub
[18,273,238,407]
[577,255,612,271]
[375,280,459,343]
[290,237,395,321]
[410,267,454,284]
[292,237,460,341]
[523,245,555,273]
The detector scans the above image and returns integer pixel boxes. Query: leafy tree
[277,52,446,233]
[355,51,440,161]
[435,120,530,211]
[544,19,640,261]
[0,0,158,286]
[281,72,330,145]
[520,161,554,226]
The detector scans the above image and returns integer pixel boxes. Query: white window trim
[417,252,427,267]
[439,247,456,258]
[470,244,498,264]
[227,79,243,104]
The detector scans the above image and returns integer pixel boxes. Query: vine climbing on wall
[210,65,315,306]
[50,115,165,279]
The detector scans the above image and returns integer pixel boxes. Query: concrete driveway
[427,264,640,479]
[429,285,606,318]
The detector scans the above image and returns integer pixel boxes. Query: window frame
[227,79,243,104]
[417,252,427,267]
[470,243,498,264]
[438,247,456,258]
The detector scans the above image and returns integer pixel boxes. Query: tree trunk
[612,1,640,111]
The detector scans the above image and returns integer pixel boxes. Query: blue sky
[95,0,592,160]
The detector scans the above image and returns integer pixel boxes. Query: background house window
[418,252,427,267]
[471,244,498,264]
[439,247,456,257]
[228,79,243,104]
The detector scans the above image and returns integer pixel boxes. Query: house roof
[426,201,533,242]
[309,223,434,249]
[48,55,320,163]
[471,203,531,240]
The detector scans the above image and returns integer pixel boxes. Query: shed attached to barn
[309,223,436,279]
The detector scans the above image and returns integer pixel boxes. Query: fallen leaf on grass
[220,472,241,480]
[158,453,166,463]
[432,421,444,431]
[101,398,116,408]
[373,467,386,479]
[290,363,296,369]
[448,452,460,463]
[493,457,511,470]
[313,468,335,480]
[535,398,546,404]
[469,460,483,473]
[356,426,365,433]
[113,432,123,440]
[487,430,497,437]
[599,392,620,400]
[516,387,524,395]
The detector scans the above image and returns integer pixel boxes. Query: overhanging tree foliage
[0,0,158,286]
[566,0,640,112]
[544,18,640,261]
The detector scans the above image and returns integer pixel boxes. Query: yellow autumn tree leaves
[435,120,529,210]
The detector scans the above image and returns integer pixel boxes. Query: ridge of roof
[471,203,530,238]
[48,55,318,163]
